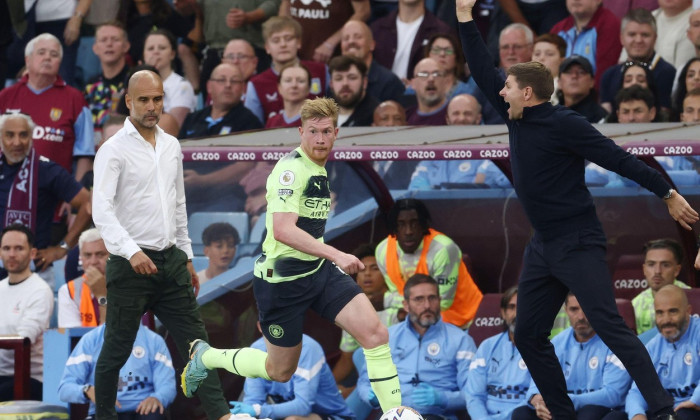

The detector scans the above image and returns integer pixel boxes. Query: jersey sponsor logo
[291,0,331,7]
[132,346,146,359]
[49,107,62,121]
[33,125,65,143]
[588,356,598,369]
[427,342,440,356]
[269,324,284,339]
[279,170,295,186]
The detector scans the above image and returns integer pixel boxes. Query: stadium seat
[189,212,250,256]
[249,212,266,244]
[615,298,636,331]
[191,256,209,272]
[611,254,647,300]
[467,293,504,347]
[667,170,699,186]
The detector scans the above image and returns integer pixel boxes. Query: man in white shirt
[653,0,695,70]
[0,224,53,401]
[91,70,232,420]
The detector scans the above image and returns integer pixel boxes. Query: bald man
[372,100,407,126]
[626,285,700,420]
[341,20,405,102]
[446,93,482,125]
[92,70,233,420]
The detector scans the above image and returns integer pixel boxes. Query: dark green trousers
[94,246,229,420]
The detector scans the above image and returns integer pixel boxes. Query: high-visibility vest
[67,276,99,327]
[385,228,483,327]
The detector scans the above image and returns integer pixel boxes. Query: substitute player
[182,97,402,412]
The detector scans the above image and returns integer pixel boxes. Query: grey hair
[500,23,534,45]
[25,33,63,59]
[79,228,104,250]
[0,113,36,139]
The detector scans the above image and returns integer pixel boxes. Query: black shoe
[653,414,678,420]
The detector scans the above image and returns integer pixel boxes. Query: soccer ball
[379,406,424,420]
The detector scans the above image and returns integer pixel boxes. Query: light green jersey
[632,279,690,334]
[253,147,331,283]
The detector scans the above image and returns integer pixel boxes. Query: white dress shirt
[92,118,194,260]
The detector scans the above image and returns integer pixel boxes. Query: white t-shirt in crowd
[392,15,424,80]
[163,72,197,114]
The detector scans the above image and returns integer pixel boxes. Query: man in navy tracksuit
[455,1,700,419]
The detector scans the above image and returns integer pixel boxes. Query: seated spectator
[244,17,329,124]
[340,20,405,102]
[198,222,240,285]
[143,29,197,128]
[266,64,312,128]
[0,33,95,183]
[672,58,700,121]
[356,274,475,420]
[375,199,483,328]
[370,0,451,81]
[231,331,355,420]
[632,239,689,334]
[329,55,379,127]
[58,315,176,419]
[498,23,534,72]
[221,39,260,100]
[605,61,663,122]
[407,58,450,125]
[615,85,657,123]
[532,33,568,105]
[652,0,695,70]
[332,244,402,394]
[0,224,53,401]
[689,8,700,58]
[465,286,532,420]
[600,9,676,119]
[512,293,631,420]
[85,22,131,130]
[57,228,109,328]
[625,285,700,419]
[0,113,91,287]
[550,0,622,87]
[372,100,407,126]
[681,88,700,123]
[370,101,416,190]
[180,63,262,138]
[557,55,608,123]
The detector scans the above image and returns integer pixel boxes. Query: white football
[379,406,424,420]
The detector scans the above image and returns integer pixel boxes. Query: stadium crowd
[1,0,700,418]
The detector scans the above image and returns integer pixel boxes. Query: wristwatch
[97,296,107,306]
[59,240,70,251]
[83,384,92,398]
[663,189,675,200]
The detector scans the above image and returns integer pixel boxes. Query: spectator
[499,23,534,71]
[0,33,95,182]
[371,0,452,81]
[279,0,370,63]
[221,39,260,99]
[57,228,109,328]
[681,87,700,122]
[180,63,262,138]
[198,222,240,285]
[407,58,450,125]
[357,274,475,420]
[0,224,53,401]
[85,22,131,129]
[58,315,176,419]
[532,33,567,104]
[672,57,700,121]
[615,85,657,123]
[465,286,532,420]
[329,55,379,127]
[370,101,416,191]
[143,29,197,128]
[231,332,355,419]
[340,20,405,102]
[605,61,664,121]
[551,0,622,88]
[652,0,695,70]
[689,8,700,57]
[265,64,311,128]
[625,285,700,419]
[372,100,407,126]
[244,17,329,124]
[332,244,402,394]
[556,55,608,123]
[0,113,91,287]
[600,9,676,118]
[632,239,689,335]
[375,198,483,328]
[512,293,631,420]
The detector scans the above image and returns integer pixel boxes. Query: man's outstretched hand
[666,191,699,230]
[456,0,478,22]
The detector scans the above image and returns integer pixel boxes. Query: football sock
[364,343,402,411]
[202,347,271,380]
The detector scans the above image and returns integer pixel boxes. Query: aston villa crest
[50,107,62,121]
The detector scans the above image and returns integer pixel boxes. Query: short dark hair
[564,291,576,307]
[144,28,177,57]
[686,87,700,100]
[643,238,683,264]
[202,222,240,246]
[404,273,438,299]
[352,243,376,261]
[328,55,368,79]
[386,199,431,235]
[500,285,518,310]
[507,62,554,101]
[424,33,466,79]
[1,223,35,247]
[277,63,312,87]
[534,33,566,58]
[621,8,657,34]
[615,84,656,109]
